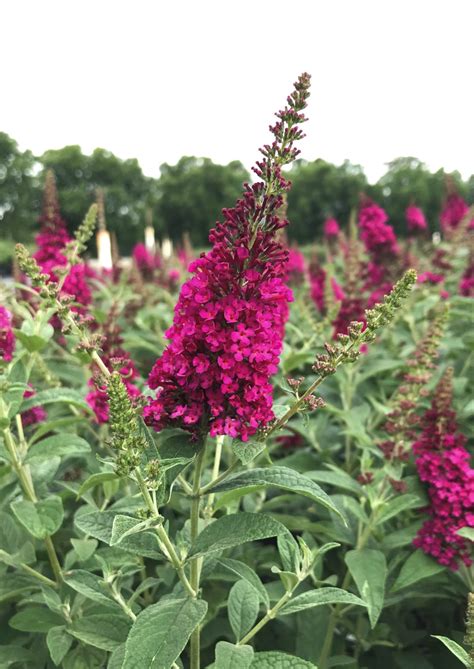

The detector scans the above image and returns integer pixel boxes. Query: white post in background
[97,230,113,270]
[162,237,173,259]
[145,208,155,252]
[96,188,113,270]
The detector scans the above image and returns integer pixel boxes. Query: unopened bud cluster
[107,371,146,476]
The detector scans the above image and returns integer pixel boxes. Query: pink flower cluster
[440,193,469,231]
[0,306,15,362]
[132,243,161,277]
[286,247,306,285]
[33,175,92,312]
[86,316,141,424]
[406,205,427,233]
[323,218,340,239]
[413,378,474,570]
[358,200,399,259]
[144,74,311,442]
[309,264,344,312]
[21,388,47,427]
[0,311,46,426]
[460,259,474,297]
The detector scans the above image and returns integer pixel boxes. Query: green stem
[318,513,376,669]
[19,562,58,588]
[238,589,294,645]
[203,435,224,518]
[134,469,196,598]
[3,427,63,584]
[110,583,137,622]
[190,445,206,669]
[199,459,238,496]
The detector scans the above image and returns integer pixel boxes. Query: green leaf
[215,641,254,669]
[457,527,474,541]
[188,513,288,559]
[207,467,345,521]
[108,645,126,669]
[375,494,423,525]
[21,388,92,413]
[0,511,31,554]
[217,558,269,607]
[71,538,98,562]
[391,550,446,592]
[280,587,367,616]
[75,511,162,559]
[64,570,120,609]
[431,636,471,667]
[26,434,91,462]
[110,515,153,546]
[122,597,207,669]
[47,626,74,666]
[77,471,119,497]
[9,606,64,632]
[306,469,363,496]
[232,440,267,465]
[11,496,64,539]
[251,651,317,668]
[228,580,260,641]
[68,614,131,651]
[345,549,387,628]
[14,322,54,352]
[0,645,35,666]
[0,573,41,604]
[278,532,300,573]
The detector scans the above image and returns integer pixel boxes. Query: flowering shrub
[0,74,472,669]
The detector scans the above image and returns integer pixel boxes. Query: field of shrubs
[0,73,473,669]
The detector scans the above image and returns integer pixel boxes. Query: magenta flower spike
[144,74,311,442]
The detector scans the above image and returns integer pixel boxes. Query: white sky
[2,0,473,183]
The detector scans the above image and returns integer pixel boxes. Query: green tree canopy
[40,146,154,253]
[0,132,39,244]
[372,157,468,234]
[155,156,250,245]
[286,159,368,242]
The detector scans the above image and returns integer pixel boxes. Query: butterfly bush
[0,308,46,425]
[144,74,311,441]
[86,308,141,423]
[323,217,340,239]
[440,192,469,231]
[359,199,399,260]
[413,369,474,569]
[286,247,306,285]
[33,171,92,312]
[0,306,15,362]
[405,204,427,233]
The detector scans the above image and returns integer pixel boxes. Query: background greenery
[1,131,473,259]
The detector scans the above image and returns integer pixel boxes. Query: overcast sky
[2,1,473,183]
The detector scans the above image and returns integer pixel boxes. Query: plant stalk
[190,445,206,669]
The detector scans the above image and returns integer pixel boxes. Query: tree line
[1,131,473,263]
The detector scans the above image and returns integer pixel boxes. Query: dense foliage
[0,74,473,669]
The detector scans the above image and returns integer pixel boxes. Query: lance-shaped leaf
[68,614,131,651]
[122,597,207,669]
[250,651,317,667]
[345,549,387,628]
[280,587,366,616]
[75,511,162,559]
[20,388,92,413]
[26,435,90,463]
[11,497,64,539]
[188,513,288,559]
[228,580,260,641]
[206,467,345,521]
[215,642,254,669]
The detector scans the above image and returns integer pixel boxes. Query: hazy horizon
[2,0,473,184]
